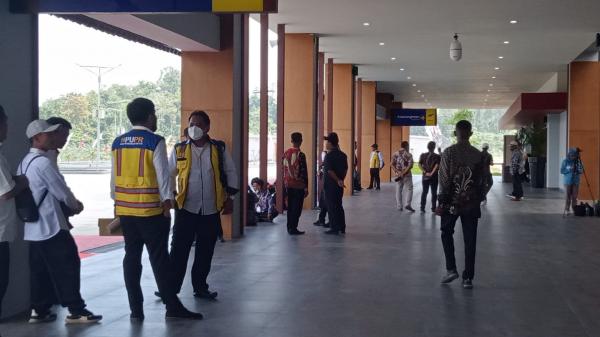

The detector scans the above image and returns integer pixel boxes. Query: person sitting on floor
[251,177,278,222]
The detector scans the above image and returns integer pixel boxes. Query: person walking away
[164,110,239,301]
[323,133,348,235]
[20,120,102,323]
[419,141,441,212]
[508,141,524,201]
[111,98,202,321]
[561,148,584,215]
[314,149,329,227]
[437,120,485,289]
[282,132,309,235]
[0,106,29,318]
[391,141,415,212]
[481,143,494,205]
[367,144,384,190]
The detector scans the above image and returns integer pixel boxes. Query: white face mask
[188,126,204,141]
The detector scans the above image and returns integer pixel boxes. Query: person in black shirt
[436,120,484,289]
[418,141,441,213]
[322,133,348,235]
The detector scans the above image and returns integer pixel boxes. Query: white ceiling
[269,0,600,109]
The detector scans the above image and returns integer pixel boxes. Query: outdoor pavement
[2,179,600,337]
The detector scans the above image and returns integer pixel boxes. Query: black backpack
[15,155,48,222]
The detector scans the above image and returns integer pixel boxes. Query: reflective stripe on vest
[175,142,226,212]
[112,130,163,217]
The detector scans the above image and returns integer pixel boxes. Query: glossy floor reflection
[2,180,600,337]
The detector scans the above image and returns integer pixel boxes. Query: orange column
[360,81,376,187]
[569,61,600,200]
[284,34,316,208]
[376,119,392,182]
[332,64,354,195]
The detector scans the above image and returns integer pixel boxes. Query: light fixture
[450,33,462,61]
[498,56,504,59]
[391,57,397,61]
[400,68,405,71]
[503,41,510,44]
[492,76,496,79]
[417,89,421,93]
[379,42,385,46]
[412,84,417,87]
[510,20,518,24]
[363,22,371,27]
[487,89,492,92]
[407,76,412,80]
[489,83,494,87]
[494,67,500,70]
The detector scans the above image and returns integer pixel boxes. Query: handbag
[573,203,587,217]
[15,155,48,222]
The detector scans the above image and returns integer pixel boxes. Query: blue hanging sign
[390,109,437,126]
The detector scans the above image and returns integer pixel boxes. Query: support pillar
[326,58,334,134]
[569,61,600,200]
[0,0,37,318]
[376,119,392,182]
[283,33,316,208]
[181,15,248,238]
[360,81,376,187]
[259,13,268,181]
[332,64,354,195]
[275,24,285,213]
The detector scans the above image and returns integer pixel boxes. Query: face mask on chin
[188,126,205,141]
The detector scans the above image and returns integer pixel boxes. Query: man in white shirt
[110,98,202,321]
[20,119,101,324]
[0,106,29,318]
[162,110,238,301]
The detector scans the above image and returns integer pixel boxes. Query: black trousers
[0,242,9,317]
[29,230,86,314]
[318,189,328,223]
[369,168,381,189]
[440,214,478,280]
[325,186,346,232]
[420,177,438,210]
[286,188,305,233]
[512,173,523,198]
[483,173,493,200]
[120,215,180,313]
[170,210,220,294]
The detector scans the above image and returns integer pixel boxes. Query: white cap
[482,143,489,149]
[26,119,60,139]
[510,140,518,146]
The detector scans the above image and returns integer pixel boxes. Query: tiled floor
[2,180,600,337]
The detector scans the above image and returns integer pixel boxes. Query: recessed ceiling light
[379,42,385,46]
[417,89,421,93]
[492,76,496,79]
[503,41,510,44]
[363,22,371,26]
[412,84,417,87]
[487,89,492,92]
[400,68,405,71]
[494,67,501,70]
[391,57,396,61]
[510,20,518,24]
[498,56,504,59]
[489,83,494,87]
[407,76,412,80]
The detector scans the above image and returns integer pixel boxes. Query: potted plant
[516,123,547,188]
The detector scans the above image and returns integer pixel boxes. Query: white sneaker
[29,309,57,323]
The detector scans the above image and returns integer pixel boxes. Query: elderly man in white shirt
[0,106,29,318]
[156,110,238,301]
[20,119,102,324]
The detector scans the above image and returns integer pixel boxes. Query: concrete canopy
[269,0,600,109]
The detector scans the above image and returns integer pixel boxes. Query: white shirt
[19,148,79,241]
[110,126,171,202]
[0,148,18,242]
[169,140,238,215]
[46,149,59,170]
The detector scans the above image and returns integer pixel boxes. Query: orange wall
[332,64,354,195]
[569,61,600,200]
[376,119,392,182]
[361,82,376,187]
[181,50,234,238]
[284,34,315,208]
